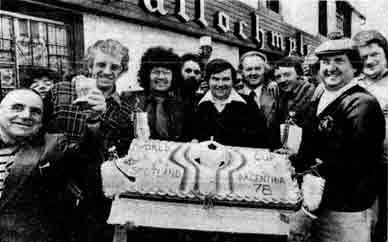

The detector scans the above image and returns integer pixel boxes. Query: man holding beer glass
[43,39,133,242]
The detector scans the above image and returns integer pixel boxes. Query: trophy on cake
[193,138,230,197]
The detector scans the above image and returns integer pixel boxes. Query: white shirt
[239,85,263,108]
[199,89,246,112]
[317,80,358,116]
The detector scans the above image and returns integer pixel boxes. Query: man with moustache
[238,51,281,149]
[44,39,133,242]
[274,56,316,127]
[288,33,385,242]
[179,53,203,141]
[194,58,268,147]
[126,46,185,141]
[353,30,388,242]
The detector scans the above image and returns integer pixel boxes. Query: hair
[22,67,60,88]
[137,46,181,92]
[345,50,363,75]
[275,56,304,76]
[353,30,388,61]
[180,53,203,71]
[204,58,236,83]
[84,39,129,75]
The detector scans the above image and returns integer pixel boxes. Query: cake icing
[102,139,301,209]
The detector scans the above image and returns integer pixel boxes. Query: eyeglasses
[151,68,172,76]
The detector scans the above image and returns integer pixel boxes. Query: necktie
[249,90,256,100]
[154,96,169,139]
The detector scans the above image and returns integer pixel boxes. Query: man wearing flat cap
[288,32,385,242]
[353,29,388,242]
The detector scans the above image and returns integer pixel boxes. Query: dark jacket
[124,91,186,141]
[242,86,281,150]
[278,78,316,127]
[193,95,269,148]
[294,84,385,212]
[0,134,68,242]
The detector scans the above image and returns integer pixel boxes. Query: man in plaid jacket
[43,39,134,242]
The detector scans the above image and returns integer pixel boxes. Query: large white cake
[102,139,300,209]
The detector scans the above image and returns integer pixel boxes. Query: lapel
[0,144,43,210]
[317,85,364,119]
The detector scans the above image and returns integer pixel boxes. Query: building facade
[0,0,364,93]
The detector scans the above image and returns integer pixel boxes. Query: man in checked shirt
[43,39,134,242]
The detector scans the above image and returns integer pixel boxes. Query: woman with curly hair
[125,46,185,141]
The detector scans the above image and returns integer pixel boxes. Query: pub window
[318,0,327,36]
[336,1,351,37]
[266,0,280,13]
[336,7,345,34]
[0,11,70,93]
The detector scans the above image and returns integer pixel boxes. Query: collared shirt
[239,85,263,108]
[199,89,246,112]
[317,79,358,116]
[44,81,133,156]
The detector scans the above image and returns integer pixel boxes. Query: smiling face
[209,69,233,101]
[275,66,299,93]
[30,76,54,98]
[89,49,123,93]
[319,53,356,91]
[0,90,43,142]
[150,67,173,93]
[241,55,266,88]
[359,43,388,80]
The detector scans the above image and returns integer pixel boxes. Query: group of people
[0,28,388,242]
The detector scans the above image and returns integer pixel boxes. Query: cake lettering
[237,173,286,185]
[107,139,300,208]
[254,183,272,195]
[141,143,170,152]
[130,162,182,179]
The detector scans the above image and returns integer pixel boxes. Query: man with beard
[274,56,316,127]
[180,53,203,96]
[43,39,133,242]
[179,53,203,141]
[238,51,280,149]
[288,33,385,242]
[353,30,388,242]
[194,58,268,147]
